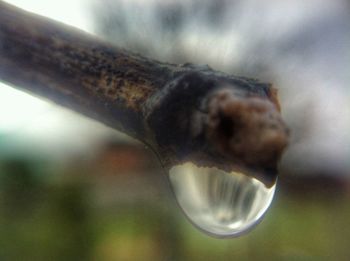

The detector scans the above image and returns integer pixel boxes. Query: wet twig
[0,1,288,186]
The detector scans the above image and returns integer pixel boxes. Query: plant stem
[0,1,288,186]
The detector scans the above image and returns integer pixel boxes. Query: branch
[0,1,288,186]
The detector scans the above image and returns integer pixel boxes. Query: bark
[0,1,288,186]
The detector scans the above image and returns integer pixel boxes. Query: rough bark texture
[0,1,288,186]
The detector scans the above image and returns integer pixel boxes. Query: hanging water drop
[169,162,276,237]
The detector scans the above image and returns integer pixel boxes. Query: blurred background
[0,0,350,260]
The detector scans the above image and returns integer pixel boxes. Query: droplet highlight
[169,162,276,237]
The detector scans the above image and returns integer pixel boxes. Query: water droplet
[169,162,276,237]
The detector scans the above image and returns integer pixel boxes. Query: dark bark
[0,1,288,186]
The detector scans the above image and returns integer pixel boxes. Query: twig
[0,1,288,186]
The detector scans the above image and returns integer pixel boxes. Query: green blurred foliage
[0,158,93,261]
[0,155,349,260]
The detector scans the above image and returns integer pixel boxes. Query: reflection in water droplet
[169,162,276,237]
